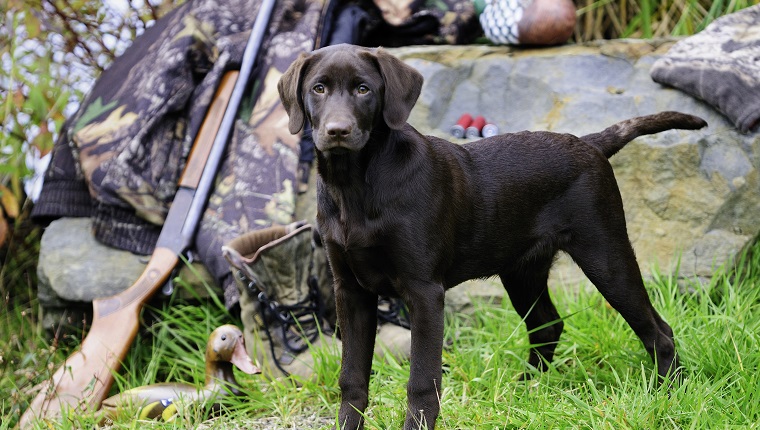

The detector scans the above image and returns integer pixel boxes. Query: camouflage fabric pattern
[34,0,276,254]
[33,0,330,305]
[198,0,329,306]
[650,5,760,133]
[225,223,411,380]
[364,0,482,46]
[225,223,338,381]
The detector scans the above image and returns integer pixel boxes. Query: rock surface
[38,39,760,317]
[37,217,215,329]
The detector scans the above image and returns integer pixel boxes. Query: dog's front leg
[402,281,445,430]
[334,270,378,430]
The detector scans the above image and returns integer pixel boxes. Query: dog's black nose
[325,120,352,138]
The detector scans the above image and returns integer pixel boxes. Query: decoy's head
[205,324,260,388]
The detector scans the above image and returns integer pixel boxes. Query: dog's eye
[357,84,370,95]
[313,84,325,94]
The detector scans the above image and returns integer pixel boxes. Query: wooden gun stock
[19,71,238,428]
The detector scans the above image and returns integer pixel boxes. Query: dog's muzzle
[324,147,351,156]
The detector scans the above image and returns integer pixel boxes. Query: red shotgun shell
[450,113,473,138]
[465,116,486,138]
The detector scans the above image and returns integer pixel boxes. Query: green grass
[574,0,758,42]
[3,238,760,429]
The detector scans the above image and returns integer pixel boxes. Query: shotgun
[19,0,276,426]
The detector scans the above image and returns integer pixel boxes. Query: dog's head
[277,44,424,153]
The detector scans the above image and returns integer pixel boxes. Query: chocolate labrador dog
[278,44,706,430]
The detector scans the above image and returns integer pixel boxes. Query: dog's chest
[344,246,398,296]
[319,206,382,251]
[317,183,387,247]
[321,217,399,296]
[317,189,401,295]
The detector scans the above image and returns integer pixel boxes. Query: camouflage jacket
[32,0,480,307]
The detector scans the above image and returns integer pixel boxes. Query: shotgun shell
[465,116,486,138]
[450,113,473,138]
[482,123,499,138]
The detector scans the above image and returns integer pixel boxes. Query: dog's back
[424,131,610,286]
[423,111,706,286]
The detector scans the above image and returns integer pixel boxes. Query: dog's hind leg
[563,218,679,381]
[500,257,564,376]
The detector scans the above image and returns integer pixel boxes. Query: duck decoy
[100,324,260,421]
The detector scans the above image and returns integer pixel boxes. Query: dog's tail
[581,111,707,158]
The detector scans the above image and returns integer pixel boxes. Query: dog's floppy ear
[371,47,424,130]
[278,52,311,134]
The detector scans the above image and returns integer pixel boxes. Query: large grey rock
[388,39,759,301]
[37,217,215,329]
[38,218,148,304]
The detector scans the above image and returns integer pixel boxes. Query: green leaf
[24,10,41,38]
[640,0,653,39]
[25,84,49,121]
